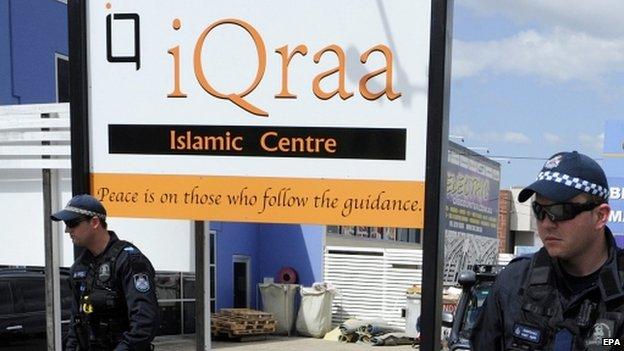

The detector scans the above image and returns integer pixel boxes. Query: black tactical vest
[76,240,132,349]
[507,248,624,351]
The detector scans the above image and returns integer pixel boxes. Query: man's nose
[541,215,558,227]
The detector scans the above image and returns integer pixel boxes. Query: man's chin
[544,245,566,259]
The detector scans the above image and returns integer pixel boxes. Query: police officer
[471,151,623,350]
[52,194,159,351]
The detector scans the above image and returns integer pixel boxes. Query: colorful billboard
[445,142,500,238]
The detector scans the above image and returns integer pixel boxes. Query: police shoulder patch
[133,273,150,293]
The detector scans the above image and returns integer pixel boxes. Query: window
[14,278,45,313]
[55,54,69,103]
[460,281,494,340]
[155,272,181,300]
[0,281,12,315]
[183,302,195,334]
[158,301,181,335]
[154,231,216,336]
[209,231,216,313]
[327,226,421,244]
[182,274,195,299]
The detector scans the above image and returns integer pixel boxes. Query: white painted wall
[510,187,536,232]
[106,217,193,272]
[0,169,194,271]
[0,169,54,266]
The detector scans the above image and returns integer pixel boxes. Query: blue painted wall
[211,222,324,311]
[609,177,624,240]
[0,0,67,105]
[604,120,624,244]
[212,222,260,310]
[257,224,324,287]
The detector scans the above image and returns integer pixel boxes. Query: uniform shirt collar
[96,231,119,258]
[81,231,119,261]
[554,226,624,301]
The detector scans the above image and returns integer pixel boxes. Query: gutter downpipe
[8,0,21,103]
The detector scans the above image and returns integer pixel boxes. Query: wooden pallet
[219,308,273,320]
[213,317,276,330]
[211,308,276,339]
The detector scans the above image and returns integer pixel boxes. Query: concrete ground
[154,335,418,351]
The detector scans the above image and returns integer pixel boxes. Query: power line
[487,155,549,160]
[488,155,604,161]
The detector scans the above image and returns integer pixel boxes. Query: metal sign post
[43,168,63,351]
[42,111,63,351]
[194,221,211,351]
[421,0,453,350]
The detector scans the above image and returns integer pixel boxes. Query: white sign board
[87,0,431,227]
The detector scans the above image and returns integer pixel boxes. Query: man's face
[534,194,607,260]
[64,217,95,247]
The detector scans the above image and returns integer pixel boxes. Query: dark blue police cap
[51,194,107,221]
[518,151,609,203]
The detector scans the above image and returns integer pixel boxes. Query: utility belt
[76,290,127,351]
[74,316,123,351]
[81,289,125,315]
[75,316,155,351]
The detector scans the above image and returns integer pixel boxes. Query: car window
[460,281,493,337]
[14,278,45,313]
[0,281,12,314]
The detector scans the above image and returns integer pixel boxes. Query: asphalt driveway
[154,335,418,351]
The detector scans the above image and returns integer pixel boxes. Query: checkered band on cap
[537,171,609,200]
[64,206,106,219]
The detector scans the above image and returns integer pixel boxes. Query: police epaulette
[109,240,130,260]
[122,245,139,255]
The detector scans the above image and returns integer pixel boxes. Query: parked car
[443,264,504,351]
[0,266,72,350]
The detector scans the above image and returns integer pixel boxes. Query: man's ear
[90,216,101,229]
[594,203,611,229]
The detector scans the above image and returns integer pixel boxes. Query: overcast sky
[450,0,624,188]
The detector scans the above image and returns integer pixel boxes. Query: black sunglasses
[64,217,91,228]
[531,201,600,222]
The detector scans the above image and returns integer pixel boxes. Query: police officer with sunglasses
[471,151,623,350]
[51,194,159,351]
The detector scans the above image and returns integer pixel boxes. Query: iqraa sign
[85,1,431,227]
[166,18,401,116]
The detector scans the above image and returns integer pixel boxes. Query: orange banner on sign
[91,173,424,228]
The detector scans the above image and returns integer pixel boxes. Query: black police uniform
[471,226,624,350]
[66,231,159,351]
